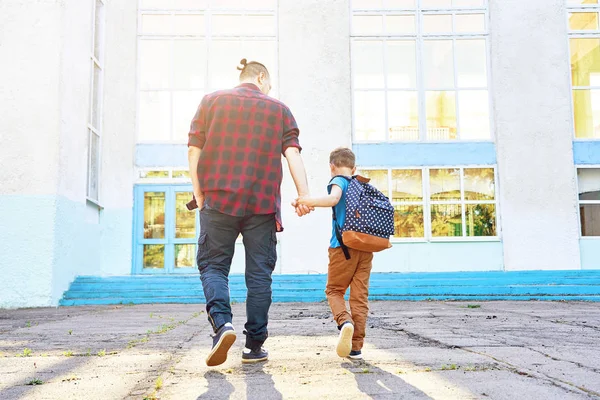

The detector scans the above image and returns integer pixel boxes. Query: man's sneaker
[348,350,363,360]
[241,347,269,364]
[336,321,354,358]
[206,323,236,367]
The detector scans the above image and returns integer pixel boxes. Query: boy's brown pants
[326,247,373,351]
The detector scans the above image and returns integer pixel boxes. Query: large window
[351,0,491,142]
[137,0,277,143]
[87,0,105,203]
[568,1,600,139]
[360,166,498,240]
[577,167,600,236]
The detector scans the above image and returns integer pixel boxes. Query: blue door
[133,184,198,274]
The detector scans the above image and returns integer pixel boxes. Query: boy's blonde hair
[329,147,356,169]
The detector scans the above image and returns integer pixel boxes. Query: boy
[295,147,373,360]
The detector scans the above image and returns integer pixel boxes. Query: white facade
[0,0,599,308]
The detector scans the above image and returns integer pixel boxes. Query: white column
[490,0,581,270]
[278,0,353,273]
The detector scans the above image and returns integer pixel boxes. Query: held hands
[291,196,314,217]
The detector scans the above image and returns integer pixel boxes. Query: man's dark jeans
[197,205,277,351]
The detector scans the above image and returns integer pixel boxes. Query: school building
[1,0,599,308]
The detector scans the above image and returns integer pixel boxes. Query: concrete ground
[0,301,599,400]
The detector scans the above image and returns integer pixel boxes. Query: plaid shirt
[188,83,302,231]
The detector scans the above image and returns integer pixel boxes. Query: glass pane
[392,169,422,201]
[394,205,425,238]
[353,41,384,88]
[385,0,416,7]
[456,39,487,88]
[573,89,600,139]
[567,0,599,5]
[175,244,196,268]
[354,91,386,140]
[141,0,208,8]
[422,0,452,8]
[173,41,206,89]
[173,170,190,178]
[175,192,196,239]
[458,90,490,139]
[426,91,457,139]
[578,168,600,200]
[581,204,600,236]
[144,192,166,239]
[140,170,169,178]
[464,168,495,200]
[139,92,171,141]
[430,168,461,200]
[139,40,171,89]
[423,40,454,88]
[174,14,205,36]
[353,15,384,35]
[569,13,598,31]
[141,14,171,35]
[453,0,485,6]
[385,15,416,34]
[360,170,389,194]
[454,14,485,33]
[466,204,496,237]
[423,14,452,33]
[173,91,203,142]
[208,40,244,89]
[91,65,101,128]
[94,0,104,61]
[87,131,100,200]
[245,15,277,36]
[388,91,419,140]
[387,41,417,88]
[241,40,277,78]
[353,0,416,8]
[431,204,463,237]
[353,0,385,8]
[211,15,244,35]
[570,38,600,87]
[143,245,165,269]
[216,0,276,9]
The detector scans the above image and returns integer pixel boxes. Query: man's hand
[291,198,314,217]
[194,191,205,210]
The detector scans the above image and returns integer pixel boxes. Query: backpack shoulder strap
[329,175,352,260]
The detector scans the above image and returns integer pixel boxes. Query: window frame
[87,0,106,205]
[575,164,600,238]
[350,0,494,143]
[136,0,279,144]
[567,2,600,141]
[359,164,500,242]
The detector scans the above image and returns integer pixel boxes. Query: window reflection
[426,91,457,140]
[144,192,166,239]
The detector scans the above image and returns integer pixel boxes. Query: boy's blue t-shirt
[328,176,350,248]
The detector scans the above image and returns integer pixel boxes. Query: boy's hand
[291,197,314,217]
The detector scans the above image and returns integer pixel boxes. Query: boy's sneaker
[241,347,269,364]
[348,350,363,360]
[336,321,354,358]
[206,323,236,367]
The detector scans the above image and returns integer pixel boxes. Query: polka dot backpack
[331,175,395,260]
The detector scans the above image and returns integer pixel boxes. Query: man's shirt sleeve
[281,106,302,155]
[188,96,208,149]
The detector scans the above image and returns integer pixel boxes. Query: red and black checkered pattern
[188,83,302,231]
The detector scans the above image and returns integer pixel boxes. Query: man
[187,58,312,367]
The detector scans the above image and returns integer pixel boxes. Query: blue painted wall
[573,141,600,165]
[353,142,497,167]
